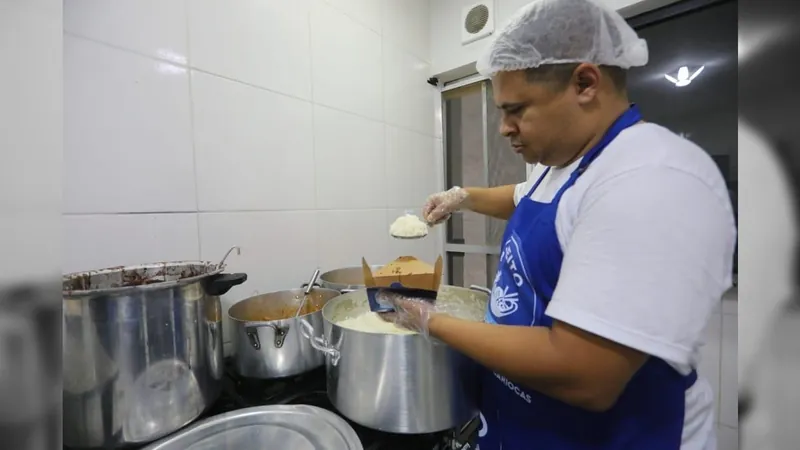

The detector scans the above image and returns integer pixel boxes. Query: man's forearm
[427,315,645,411]
[427,315,583,404]
[463,185,517,220]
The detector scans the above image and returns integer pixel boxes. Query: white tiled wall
[63,0,439,351]
[699,288,738,449]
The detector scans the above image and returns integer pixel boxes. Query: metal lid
[63,246,241,296]
[63,261,221,295]
[143,405,363,450]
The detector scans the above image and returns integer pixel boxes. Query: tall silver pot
[300,285,488,434]
[62,255,247,449]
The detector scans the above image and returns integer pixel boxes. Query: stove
[192,359,479,450]
[63,358,480,450]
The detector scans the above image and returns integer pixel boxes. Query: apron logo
[491,283,519,317]
[502,239,527,287]
[489,236,532,319]
[478,411,487,438]
[494,372,533,403]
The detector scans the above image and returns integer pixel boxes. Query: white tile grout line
[319,0,383,39]
[377,0,432,64]
[184,0,203,261]
[308,6,322,273]
[63,32,438,140]
[380,23,390,211]
[63,207,422,216]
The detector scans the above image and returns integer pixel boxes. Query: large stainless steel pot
[300,285,488,434]
[62,252,247,449]
[229,287,340,379]
[315,266,382,292]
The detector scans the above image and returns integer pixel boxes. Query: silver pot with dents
[62,247,247,449]
[229,270,341,379]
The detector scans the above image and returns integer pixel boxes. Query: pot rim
[228,287,342,324]
[62,260,224,297]
[321,295,423,338]
[317,265,383,292]
[320,285,490,336]
[319,265,383,277]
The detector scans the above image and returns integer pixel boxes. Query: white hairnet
[476,0,648,76]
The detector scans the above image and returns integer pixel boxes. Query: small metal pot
[300,285,489,434]
[229,287,341,379]
[314,266,382,292]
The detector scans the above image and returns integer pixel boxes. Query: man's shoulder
[556,122,734,235]
[587,122,728,192]
[622,121,703,147]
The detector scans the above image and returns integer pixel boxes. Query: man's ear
[573,63,601,104]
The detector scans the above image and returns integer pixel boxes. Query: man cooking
[380,0,737,448]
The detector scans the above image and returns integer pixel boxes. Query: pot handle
[340,288,357,294]
[204,273,248,296]
[299,319,340,366]
[243,322,288,349]
[469,285,491,295]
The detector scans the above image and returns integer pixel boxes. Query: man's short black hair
[525,63,627,93]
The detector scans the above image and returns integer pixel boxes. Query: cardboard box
[362,256,443,312]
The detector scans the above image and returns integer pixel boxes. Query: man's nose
[499,120,516,137]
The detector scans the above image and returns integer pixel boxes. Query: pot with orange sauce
[228,287,341,379]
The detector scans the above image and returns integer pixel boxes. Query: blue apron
[478,105,697,450]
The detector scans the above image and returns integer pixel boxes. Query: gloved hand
[422,187,470,225]
[376,290,438,336]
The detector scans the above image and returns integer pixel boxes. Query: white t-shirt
[513,123,737,450]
